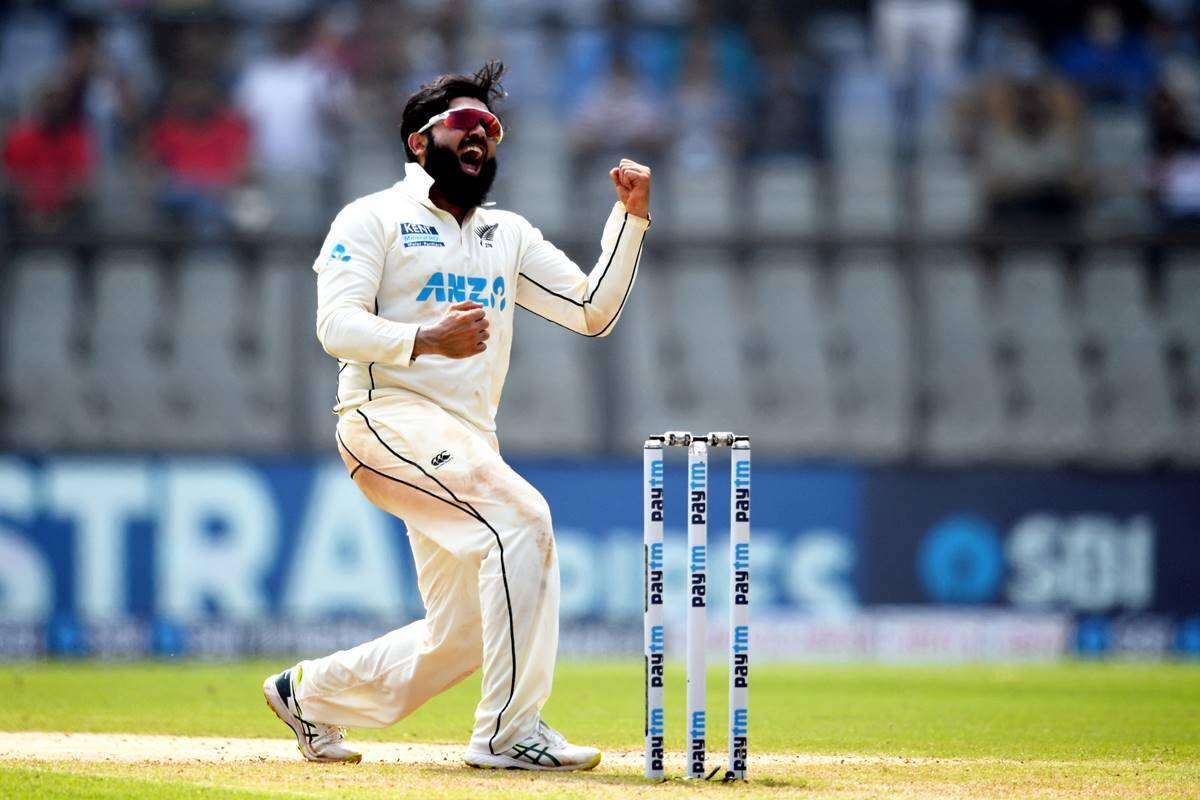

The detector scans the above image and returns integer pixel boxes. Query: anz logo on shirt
[416,273,507,310]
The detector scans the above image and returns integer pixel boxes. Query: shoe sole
[464,750,601,772]
[262,676,362,764]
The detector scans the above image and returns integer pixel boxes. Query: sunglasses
[417,107,504,143]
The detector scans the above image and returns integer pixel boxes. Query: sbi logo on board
[918,513,1155,612]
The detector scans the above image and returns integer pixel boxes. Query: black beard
[423,139,497,209]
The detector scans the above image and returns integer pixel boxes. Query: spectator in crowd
[1147,10,1198,70]
[1056,4,1159,107]
[749,15,824,160]
[158,14,232,86]
[403,0,473,89]
[874,0,970,87]
[0,5,65,119]
[1148,73,1200,226]
[670,35,742,169]
[1146,14,1200,118]
[1,78,93,233]
[347,0,412,133]
[145,76,251,234]
[960,69,1088,230]
[568,50,665,170]
[555,0,681,119]
[62,16,145,166]
[234,13,352,178]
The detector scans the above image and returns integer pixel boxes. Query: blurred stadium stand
[2,1,1199,467]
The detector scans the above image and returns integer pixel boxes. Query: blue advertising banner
[860,468,1200,616]
[858,467,1200,656]
[0,455,1196,659]
[0,454,862,657]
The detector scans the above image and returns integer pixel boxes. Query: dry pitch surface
[2,732,1193,800]
[0,661,1197,798]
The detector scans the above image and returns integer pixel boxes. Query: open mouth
[458,141,486,176]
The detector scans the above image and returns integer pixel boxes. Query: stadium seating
[613,251,751,445]
[3,5,1197,475]
[1164,253,1200,465]
[746,250,838,455]
[2,240,1195,465]
[828,248,911,460]
[1,251,93,448]
[167,249,294,451]
[918,250,1006,462]
[90,251,173,449]
[658,166,737,238]
[915,155,980,236]
[832,162,899,236]
[1079,250,1173,466]
[497,310,599,455]
[993,250,1090,463]
[339,123,405,206]
[750,159,820,237]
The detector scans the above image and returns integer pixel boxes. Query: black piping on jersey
[367,299,379,401]
[335,362,347,407]
[338,424,524,752]
[338,431,483,524]
[352,409,519,756]
[586,213,628,304]
[518,213,629,313]
[517,222,646,339]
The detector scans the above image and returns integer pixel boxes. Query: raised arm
[515,159,651,337]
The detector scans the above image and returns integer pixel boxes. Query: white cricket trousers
[293,393,560,755]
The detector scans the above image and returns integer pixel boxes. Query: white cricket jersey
[313,161,650,433]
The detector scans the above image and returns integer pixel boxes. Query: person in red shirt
[146,77,251,234]
[2,80,94,233]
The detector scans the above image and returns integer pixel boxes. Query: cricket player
[262,61,651,771]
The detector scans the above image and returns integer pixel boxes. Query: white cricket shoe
[464,719,601,771]
[263,668,362,764]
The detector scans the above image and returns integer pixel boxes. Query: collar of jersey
[399,161,496,211]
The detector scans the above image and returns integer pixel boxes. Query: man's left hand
[609,159,651,219]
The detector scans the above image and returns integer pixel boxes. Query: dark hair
[401,61,507,162]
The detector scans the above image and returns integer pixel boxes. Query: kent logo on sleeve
[400,222,445,247]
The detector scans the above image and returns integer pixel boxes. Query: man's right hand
[412,300,490,360]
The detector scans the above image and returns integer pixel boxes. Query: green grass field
[1,660,1198,798]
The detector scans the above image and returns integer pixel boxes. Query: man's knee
[520,494,552,535]
[431,623,483,672]
[513,494,555,569]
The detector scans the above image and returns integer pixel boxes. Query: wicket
[644,431,751,781]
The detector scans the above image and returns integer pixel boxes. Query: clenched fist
[609,159,651,219]
[413,300,490,360]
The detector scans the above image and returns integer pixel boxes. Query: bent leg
[333,396,561,754]
[294,525,483,728]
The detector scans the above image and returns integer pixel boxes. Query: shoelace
[311,723,348,750]
[536,719,567,748]
[288,690,347,752]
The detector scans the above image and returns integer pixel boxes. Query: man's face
[420,97,498,209]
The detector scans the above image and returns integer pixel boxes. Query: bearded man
[262,61,651,771]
